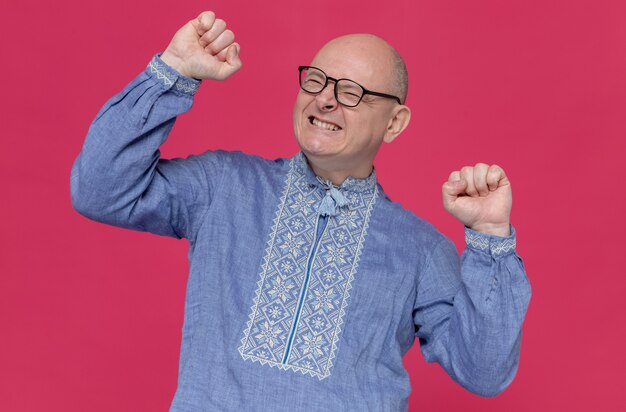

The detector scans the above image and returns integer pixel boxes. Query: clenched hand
[442,163,512,236]
[160,11,242,81]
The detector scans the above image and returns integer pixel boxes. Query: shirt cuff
[464,224,517,258]
[145,53,201,96]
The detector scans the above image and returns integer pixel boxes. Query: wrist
[468,222,511,237]
[160,50,188,76]
[147,54,201,95]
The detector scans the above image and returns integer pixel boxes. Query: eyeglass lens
[300,67,364,107]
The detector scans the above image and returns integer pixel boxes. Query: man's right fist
[160,11,242,81]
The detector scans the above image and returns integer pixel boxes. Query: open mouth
[308,116,342,131]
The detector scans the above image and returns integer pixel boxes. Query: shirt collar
[293,152,378,194]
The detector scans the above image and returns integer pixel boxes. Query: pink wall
[2,0,625,410]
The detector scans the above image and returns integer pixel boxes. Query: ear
[383,105,411,144]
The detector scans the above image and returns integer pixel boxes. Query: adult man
[71,10,530,411]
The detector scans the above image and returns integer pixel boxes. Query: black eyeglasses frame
[298,65,402,107]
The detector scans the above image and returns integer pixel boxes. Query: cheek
[366,113,391,135]
[347,115,387,147]
[294,90,312,109]
[293,94,311,121]
[292,97,305,133]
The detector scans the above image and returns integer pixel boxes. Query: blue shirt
[70,54,531,411]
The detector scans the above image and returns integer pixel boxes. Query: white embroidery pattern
[147,55,200,95]
[465,227,516,257]
[239,155,378,379]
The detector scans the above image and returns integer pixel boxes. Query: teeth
[311,117,340,131]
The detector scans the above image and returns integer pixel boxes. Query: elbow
[70,158,91,216]
[465,379,510,398]
[70,167,143,231]
[70,181,121,227]
[70,170,86,215]
[458,356,519,398]
[70,179,97,220]
[70,167,105,222]
[70,154,135,228]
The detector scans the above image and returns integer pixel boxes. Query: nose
[315,81,339,111]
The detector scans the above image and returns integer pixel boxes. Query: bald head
[312,34,408,104]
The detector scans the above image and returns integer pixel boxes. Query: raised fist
[442,163,512,236]
[160,11,242,81]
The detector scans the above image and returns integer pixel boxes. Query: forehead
[309,37,393,91]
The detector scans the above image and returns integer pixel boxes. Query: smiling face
[293,34,409,183]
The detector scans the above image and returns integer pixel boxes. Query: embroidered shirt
[71,54,531,411]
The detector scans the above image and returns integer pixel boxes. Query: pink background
[2,0,625,410]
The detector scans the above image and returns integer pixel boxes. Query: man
[71,11,530,411]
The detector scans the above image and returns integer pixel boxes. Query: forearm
[70,54,201,230]
[415,228,531,397]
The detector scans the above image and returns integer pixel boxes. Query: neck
[303,153,374,186]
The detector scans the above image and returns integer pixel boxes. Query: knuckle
[199,11,215,24]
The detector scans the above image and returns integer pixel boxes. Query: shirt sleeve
[70,53,224,241]
[412,225,531,397]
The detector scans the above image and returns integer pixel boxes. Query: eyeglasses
[298,66,401,107]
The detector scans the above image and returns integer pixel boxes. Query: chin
[297,137,342,159]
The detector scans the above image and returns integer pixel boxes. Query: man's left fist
[442,163,512,237]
